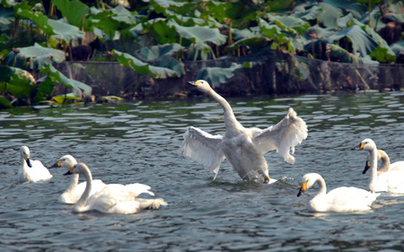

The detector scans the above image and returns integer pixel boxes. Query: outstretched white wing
[180,126,225,179]
[253,108,308,164]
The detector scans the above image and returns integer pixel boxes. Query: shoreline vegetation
[0,0,403,108]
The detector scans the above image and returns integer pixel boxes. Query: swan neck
[368,149,378,193]
[75,168,93,208]
[315,176,327,197]
[378,152,390,174]
[66,174,80,192]
[208,89,243,131]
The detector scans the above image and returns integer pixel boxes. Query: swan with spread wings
[181,80,308,183]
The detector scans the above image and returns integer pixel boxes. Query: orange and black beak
[297,181,307,197]
[352,142,365,150]
[187,81,196,86]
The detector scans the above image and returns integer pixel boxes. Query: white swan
[353,139,404,194]
[16,146,53,183]
[50,155,106,204]
[364,149,404,176]
[181,80,308,183]
[64,163,167,214]
[297,173,380,213]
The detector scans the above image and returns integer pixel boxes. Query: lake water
[1,91,404,251]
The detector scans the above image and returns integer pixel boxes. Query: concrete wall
[54,50,404,100]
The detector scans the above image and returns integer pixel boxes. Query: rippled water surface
[2,91,404,251]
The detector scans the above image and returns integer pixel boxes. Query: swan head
[50,155,77,169]
[187,80,212,94]
[63,163,89,176]
[352,138,376,151]
[20,146,32,168]
[297,173,319,197]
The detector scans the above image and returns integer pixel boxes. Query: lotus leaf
[147,0,188,14]
[363,25,395,62]
[196,63,244,88]
[136,43,184,61]
[0,95,11,108]
[52,93,82,105]
[101,95,123,102]
[110,5,138,25]
[114,50,177,78]
[40,64,92,98]
[307,25,378,58]
[390,41,404,56]
[48,19,86,42]
[10,43,65,70]
[0,5,13,30]
[51,0,90,29]
[265,14,310,35]
[168,20,227,51]
[0,65,35,99]
[326,44,363,63]
[16,7,54,35]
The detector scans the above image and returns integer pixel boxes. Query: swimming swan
[353,139,404,194]
[50,155,106,204]
[64,163,167,214]
[16,146,53,183]
[364,149,404,176]
[181,80,308,183]
[297,173,380,213]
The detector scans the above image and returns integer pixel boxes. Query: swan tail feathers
[137,198,168,210]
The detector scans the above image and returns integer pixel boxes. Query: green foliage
[0,65,35,105]
[52,93,82,105]
[0,4,14,30]
[16,5,55,35]
[0,95,11,108]
[113,49,179,78]
[169,20,227,51]
[48,19,86,42]
[5,43,65,70]
[0,0,402,107]
[326,44,363,63]
[90,4,140,40]
[40,64,92,98]
[135,43,185,76]
[51,0,91,30]
[196,63,250,88]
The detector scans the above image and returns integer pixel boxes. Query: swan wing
[382,170,404,194]
[313,187,379,212]
[86,183,158,213]
[106,198,167,214]
[180,126,226,178]
[60,179,105,204]
[86,184,137,213]
[390,161,404,172]
[253,108,308,164]
[124,183,155,197]
[28,160,53,182]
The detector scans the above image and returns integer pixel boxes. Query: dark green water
[1,91,404,251]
